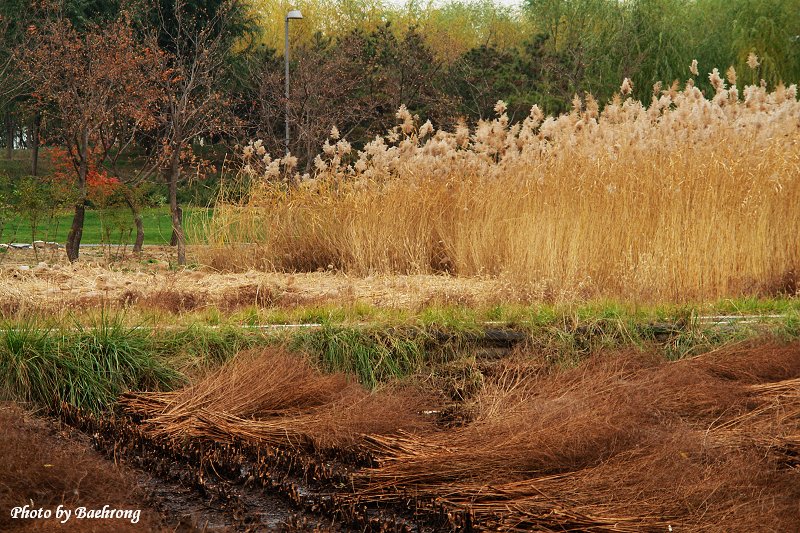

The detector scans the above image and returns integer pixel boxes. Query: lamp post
[285,9,303,155]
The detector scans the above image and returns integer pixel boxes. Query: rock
[17,265,30,271]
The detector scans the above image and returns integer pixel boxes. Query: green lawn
[0,148,216,245]
[0,207,208,245]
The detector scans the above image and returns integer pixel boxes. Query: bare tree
[257,26,456,168]
[146,0,239,265]
[20,16,160,261]
[0,11,29,161]
[257,33,375,169]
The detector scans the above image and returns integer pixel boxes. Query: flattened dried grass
[122,341,800,531]
[353,341,800,530]
[122,347,435,451]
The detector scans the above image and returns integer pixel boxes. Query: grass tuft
[0,315,183,413]
[291,325,432,389]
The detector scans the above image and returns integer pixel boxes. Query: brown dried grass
[354,340,800,530]
[0,263,518,317]
[0,403,162,532]
[123,347,437,451]
[122,341,800,530]
[206,82,800,302]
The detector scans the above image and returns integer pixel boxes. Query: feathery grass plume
[454,118,470,148]
[709,68,725,92]
[280,154,298,172]
[652,81,662,97]
[571,94,583,113]
[527,104,544,126]
[747,52,760,70]
[418,120,433,138]
[396,104,414,135]
[620,77,633,96]
[690,59,699,77]
[253,139,265,156]
[726,66,737,86]
[202,71,800,302]
[584,93,599,120]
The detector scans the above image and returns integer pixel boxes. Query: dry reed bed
[0,264,520,316]
[123,342,800,531]
[205,74,800,302]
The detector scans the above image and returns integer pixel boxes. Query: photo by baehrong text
[10,504,141,524]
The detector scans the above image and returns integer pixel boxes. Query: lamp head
[286,10,303,19]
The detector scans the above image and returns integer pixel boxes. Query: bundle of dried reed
[347,341,800,531]
[120,341,800,531]
[122,347,434,452]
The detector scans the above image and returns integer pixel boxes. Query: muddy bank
[0,403,346,532]
[62,397,444,532]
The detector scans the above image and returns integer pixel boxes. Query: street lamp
[285,9,303,155]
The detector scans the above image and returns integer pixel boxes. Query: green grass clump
[0,316,183,413]
[2,298,800,411]
[291,325,432,388]
[154,324,266,372]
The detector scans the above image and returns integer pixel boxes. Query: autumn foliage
[48,147,121,206]
[20,15,161,260]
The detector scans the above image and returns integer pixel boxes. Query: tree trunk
[4,112,13,160]
[65,202,86,262]
[123,188,145,252]
[170,206,182,246]
[30,113,41,176]
[132,209,145,253]
[167,147,186,265]
[66,129,90,262]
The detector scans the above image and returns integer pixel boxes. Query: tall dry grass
[202,69,800,301]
